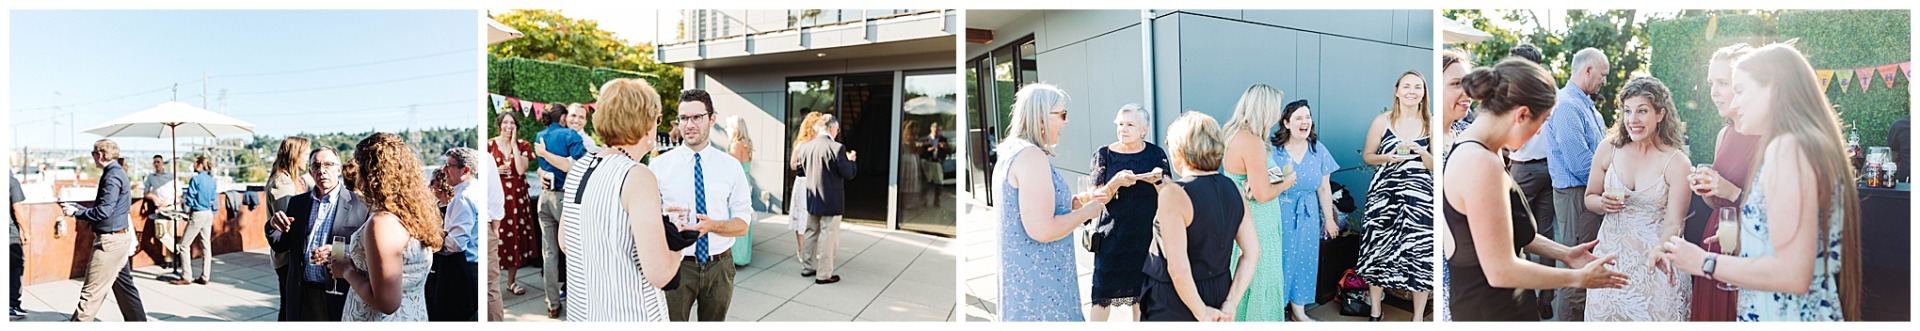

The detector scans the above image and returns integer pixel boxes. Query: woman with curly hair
[324,132,443,321]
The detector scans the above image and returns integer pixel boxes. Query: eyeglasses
[676,112,713,123]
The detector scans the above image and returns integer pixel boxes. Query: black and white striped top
[561,154,669,321]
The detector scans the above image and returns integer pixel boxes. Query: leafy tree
[1444,10,1652,126]
[486,9,685,139]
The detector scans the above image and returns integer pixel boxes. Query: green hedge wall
[486,56,661,142]
[1650,10,1910,163]
[1781,10,1912,156]
[1649,14,1770,163]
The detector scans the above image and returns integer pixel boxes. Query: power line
[227,69,477,96]
[229,98,473,117]
[8,86,173,112]
[209,48,478,79]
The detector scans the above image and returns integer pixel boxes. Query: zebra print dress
[1356,128,1437,292]
[560,154,670,321]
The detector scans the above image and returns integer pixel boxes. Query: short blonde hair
[593,78,663,146]
[1003,83,1068,155]
[1221,84,1284,144]
[1165,111,1226,172]
[92,139,120,161]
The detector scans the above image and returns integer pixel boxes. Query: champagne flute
[1715,207,1741,291]
[1076,175,1095,205]
[327,236,349,295]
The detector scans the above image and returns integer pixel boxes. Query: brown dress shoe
[193,278,208,285]
[167,278,193,285]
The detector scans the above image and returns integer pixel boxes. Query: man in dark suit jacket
[267,147,368,321]
[63,139,146,322]
[793,115,857,285]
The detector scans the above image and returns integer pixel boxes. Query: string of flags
[1814,61,1911,93]
[488,93,593,117]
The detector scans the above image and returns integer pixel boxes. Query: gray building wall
[683,52,954,204]
[966,9,1433,200]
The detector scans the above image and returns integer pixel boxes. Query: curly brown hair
[353,132,445,250]
[1608,75,1685,149]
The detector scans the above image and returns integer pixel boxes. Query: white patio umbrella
[1442,18,1493,44]
[487,18,524,45]
[84,101,256,211]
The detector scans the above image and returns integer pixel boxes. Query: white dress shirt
[652,143,752,257]
[479,152,505,221]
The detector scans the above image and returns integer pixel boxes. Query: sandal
[508,282,527,295]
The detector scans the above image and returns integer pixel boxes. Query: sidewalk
[13,249,282,322]
[499,212,957,322]
[961,201,1420,321]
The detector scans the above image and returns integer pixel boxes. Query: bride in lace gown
[1581,77,1692,321]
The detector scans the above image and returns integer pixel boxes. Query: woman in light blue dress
[1269,100,1341,321]
[1662,43,1859,321]
[995,84,1109,321]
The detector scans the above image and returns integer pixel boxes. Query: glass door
[898,69,957,236]
[834,73,896,226]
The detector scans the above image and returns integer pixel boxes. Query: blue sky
[9,10,480,152]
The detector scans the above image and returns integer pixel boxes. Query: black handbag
[1080,219,1103,252]
[1339,289,1371,317]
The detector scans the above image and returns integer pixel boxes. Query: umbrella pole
[172,125,179,213]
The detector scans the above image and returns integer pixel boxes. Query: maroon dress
[1691,127,1760,321]
[491,138,537,269]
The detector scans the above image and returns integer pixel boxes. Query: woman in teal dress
[1271,100,1341,321]
[1219,84,1289,322]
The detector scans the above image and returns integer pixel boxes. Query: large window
[965,36,1038,206]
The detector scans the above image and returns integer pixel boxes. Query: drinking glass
[327,236,349,295]
[1715,207,1740,291]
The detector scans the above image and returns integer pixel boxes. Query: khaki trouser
[175,211,214,281]
[800,215,841,280]
[487,222,504,321]
[537,192,566,313]
[71,231,144,321]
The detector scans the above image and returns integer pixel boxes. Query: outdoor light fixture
[817,52,827,57]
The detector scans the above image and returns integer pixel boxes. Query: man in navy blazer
[793,114,857,285]
[267,147,368,321]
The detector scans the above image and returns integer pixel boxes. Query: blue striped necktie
[693,153,709,263]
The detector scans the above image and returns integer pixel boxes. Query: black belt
[1513,158,1546,164]
[682,251,733,264]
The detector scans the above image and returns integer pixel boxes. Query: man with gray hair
[428,147,482,321]
[794,114,857,286]
[1546,47,1611,321]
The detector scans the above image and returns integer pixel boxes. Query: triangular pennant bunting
[491,94,509,113]
[1836,70,1855,92]
[1903,62,1913,80]
[1856,67,1876,92]
[1880,64,1901,89]
[1817,70,1835,92]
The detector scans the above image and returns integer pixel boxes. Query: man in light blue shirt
[428,148,482,321]
[532,105,585,318]
[1548,47,1609,321]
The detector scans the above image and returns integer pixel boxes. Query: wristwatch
[1702,255,1719,279]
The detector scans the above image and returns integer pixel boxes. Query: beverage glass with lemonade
[1715,207,1740,291]
[327,235,348,294]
